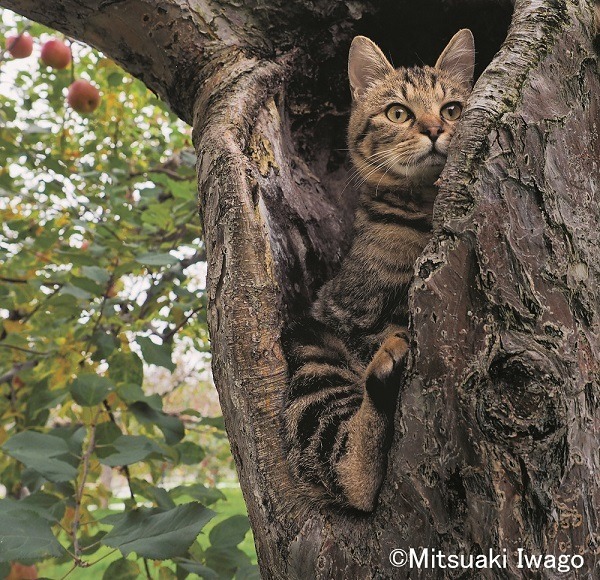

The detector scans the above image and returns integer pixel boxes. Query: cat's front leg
[336,328,409,512]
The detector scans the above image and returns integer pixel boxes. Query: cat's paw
[364,331,409,408]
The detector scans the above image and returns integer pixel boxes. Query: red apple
[5,33,33,59]
[7,562,38,580]
[41,38,71,69]
[67,79,101,113]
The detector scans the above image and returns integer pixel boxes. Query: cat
[282,30,475,512]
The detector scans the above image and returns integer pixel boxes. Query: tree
[1,0,599,578]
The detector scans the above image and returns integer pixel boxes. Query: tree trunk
[3,0,599,577]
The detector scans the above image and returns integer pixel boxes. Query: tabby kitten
[282,30,475,512]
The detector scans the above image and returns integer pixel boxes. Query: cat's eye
[386,104,412,123]
[440,102,463,121]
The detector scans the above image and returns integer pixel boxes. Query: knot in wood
[476,352,565,448]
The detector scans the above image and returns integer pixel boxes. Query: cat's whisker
[355,152,402,189]
[344,147,403,192]
[375,153,402,196]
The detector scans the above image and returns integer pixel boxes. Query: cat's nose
[421,126,444,141]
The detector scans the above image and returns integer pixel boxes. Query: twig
[60,563,78,580]
[158,364,198,397]
[98,223,123,243]
[7,373,16,414]
[0,360,38,385]
[72,412,100,561]
[88,547,118,566]
[102,400,135,499]
[0,344,51,356]
[143,558,152,579]
[21,284,64,324]
[161,305,203,342]
[82,274,114,359]
[69,40,75,85]
[138,249,206,319]
[129,167,195,182]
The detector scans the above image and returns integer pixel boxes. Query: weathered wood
[3,0,598,577]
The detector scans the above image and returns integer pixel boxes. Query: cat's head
[347,29,475,190]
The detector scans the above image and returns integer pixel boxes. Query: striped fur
[282,31,475,512]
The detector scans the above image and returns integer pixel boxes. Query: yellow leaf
[173,306,185,326]
[62,506,76,528]
[96,57,114,69]
[56,214,69,227]
[3,320,23,334]
[106,392,119,407]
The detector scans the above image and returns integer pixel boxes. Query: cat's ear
[435,29,475,88]
[348,36,394,100]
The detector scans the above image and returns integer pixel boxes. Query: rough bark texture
[3,0,599,578]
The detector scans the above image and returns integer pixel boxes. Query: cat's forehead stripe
[376,67,459,107]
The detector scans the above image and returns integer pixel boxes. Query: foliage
[0,10,256,578]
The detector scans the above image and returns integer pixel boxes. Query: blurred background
[0,8,256,579]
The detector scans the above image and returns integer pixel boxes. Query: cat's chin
[394,157,445,187]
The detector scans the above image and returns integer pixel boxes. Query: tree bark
[3,0,599,578]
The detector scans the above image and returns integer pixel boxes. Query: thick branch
[0,0,255,122]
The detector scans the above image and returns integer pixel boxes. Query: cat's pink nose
[421,126,444,141]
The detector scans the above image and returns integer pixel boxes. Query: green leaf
[59,283,92,300]
[70,373,114,406]
[70,275,104,296]
[95,421,123,446]
[1,431,78,482]
[81,265,111,284]
[25,384,68,424]
[102,558,140,580]
[235,565,261,580]
[209,515,251,549]
[173,441,206,465]
[175,559,219,580]
[204,546,250,580]
[135,252,179,266]
[131,481,176,510]
[170,484,225,507]
[0,492,66,524]
[107,72,124,87]
[152,170,195,189]
[141,203,174,229]
[198,416,226,430]
[102,503,215,559]
[0,493,65,524]
[136,336,175,371]
[53,425,86,459]
[79,530,107,556]
[97,435,163,466]
[109,351,144,387]
[129,401,184,445]
[92,331,119,360]
[118,384,163,410]
[0,510,65,561]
